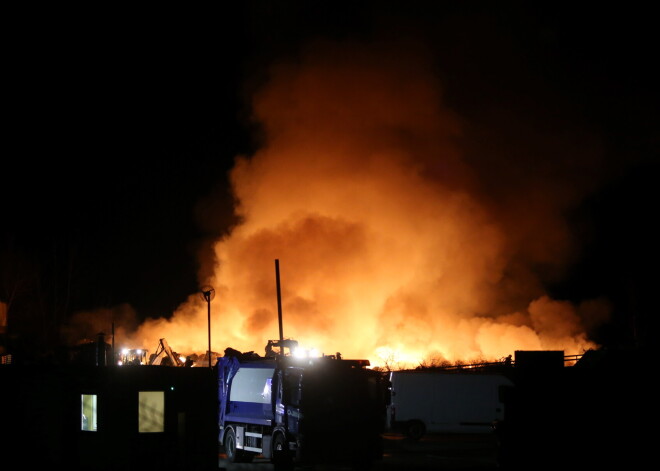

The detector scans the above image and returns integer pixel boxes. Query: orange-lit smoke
[129,39,610,368]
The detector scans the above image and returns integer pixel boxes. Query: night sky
[2,2,658,356]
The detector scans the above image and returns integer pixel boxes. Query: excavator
[148,338,187,367]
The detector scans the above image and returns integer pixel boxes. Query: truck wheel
[272,433,293,470]
[224,428,253,463]
[406,420,426,441]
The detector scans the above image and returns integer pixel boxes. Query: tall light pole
[275,259,284,346]
[200,285,215,368]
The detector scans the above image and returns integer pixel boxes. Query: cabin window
[283,370,302,407]
[81,394,97,431]
[139,391,165,432]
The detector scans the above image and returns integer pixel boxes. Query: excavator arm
[149,338,184,366]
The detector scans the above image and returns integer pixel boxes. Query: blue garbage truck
[217,340,388,470]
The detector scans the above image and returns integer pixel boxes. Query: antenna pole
[275,259,284,348]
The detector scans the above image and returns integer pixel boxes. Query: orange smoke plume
[129,39,609,368]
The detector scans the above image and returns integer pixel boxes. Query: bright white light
[292,346,322,358]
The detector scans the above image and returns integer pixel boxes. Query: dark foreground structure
[0,365,217,470]
[1,347,653,470]
[495,349,653,469]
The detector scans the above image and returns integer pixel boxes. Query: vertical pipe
[275,259,284,348]
[96,332,105,366]
[111,321,115,366]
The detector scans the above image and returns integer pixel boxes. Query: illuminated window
[81,394,97,431]
[139,391,165,433]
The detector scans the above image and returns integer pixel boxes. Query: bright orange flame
[80,39,611,369]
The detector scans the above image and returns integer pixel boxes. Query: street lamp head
[200,285,215,368]
[200,285,215,302]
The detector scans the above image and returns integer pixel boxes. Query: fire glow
[76,39,611,369]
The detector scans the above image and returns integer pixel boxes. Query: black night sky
[2,2,658,357]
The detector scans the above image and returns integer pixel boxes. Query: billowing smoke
[130,38,610,368]
[61,304,142,347]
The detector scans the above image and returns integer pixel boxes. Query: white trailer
[387,370,514,439]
